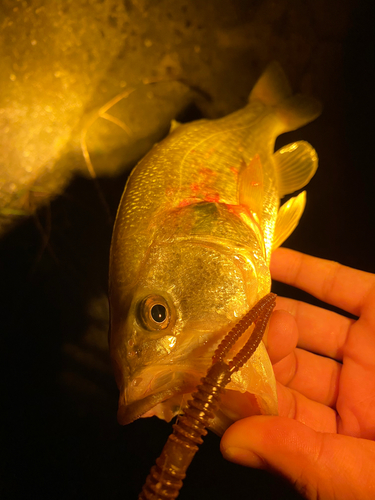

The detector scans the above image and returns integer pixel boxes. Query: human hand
[221,248,375,499]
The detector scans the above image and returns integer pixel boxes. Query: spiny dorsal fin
[239,154,263,219]
[274,141,318,197]
[272,191,306,250]
[249,62,322,133]
[249,61,292,106]
[169,119,182,133]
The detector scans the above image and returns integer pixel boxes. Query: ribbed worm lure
[138,292,276,500]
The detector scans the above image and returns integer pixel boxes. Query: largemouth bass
[109,63,320,435]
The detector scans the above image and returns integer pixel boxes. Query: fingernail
[222,447,265,468]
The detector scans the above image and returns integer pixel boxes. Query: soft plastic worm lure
[138,292,277,500]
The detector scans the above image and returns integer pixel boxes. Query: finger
[266,309,298,364]
[275,296,354,361]
[276,381,337,432]
[221,416,375,500]
[274,350,341,409]
[271,248,375,316]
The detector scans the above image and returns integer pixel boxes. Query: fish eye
[139,295,171,331]
[151,304,166,323]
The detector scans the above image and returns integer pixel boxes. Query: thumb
[220,415,375,500]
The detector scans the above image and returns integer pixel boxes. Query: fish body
[109,63,320,434]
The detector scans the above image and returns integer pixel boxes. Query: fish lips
[117,368,198,425]
[117,387,179,425]
[117,344,278,427]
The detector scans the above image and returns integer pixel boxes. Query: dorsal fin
[169,119,182,133]
[276,94,322,132]
[250,62,322,133]
[238,154,263,219]
[272,191,306,250]
[273,141,318,197]
[249,61,292,106]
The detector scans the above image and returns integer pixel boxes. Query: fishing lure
[138,293,276,500]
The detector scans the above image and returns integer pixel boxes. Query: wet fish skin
[109,62,320,434]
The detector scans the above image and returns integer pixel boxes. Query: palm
[221,249,375,498]
[268,248,375,440]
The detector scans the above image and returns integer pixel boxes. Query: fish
[108,62,321,435]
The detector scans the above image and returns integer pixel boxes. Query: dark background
[0,1,374,499]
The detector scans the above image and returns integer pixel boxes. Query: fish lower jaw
[117,362,278,429]
[140,392,189,422]
[118,386,278,437]
[118,372,199,425]
[119,367,205,425]
[117,387,181,425]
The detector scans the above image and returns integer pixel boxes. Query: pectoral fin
[274,141,318,197]
[238,154,263,219]
[272,191,306,250]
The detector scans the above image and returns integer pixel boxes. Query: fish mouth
[117,368,199,425]
[117,380,276,434]
[117,341,278,428]
[117,369,278,430]
[117,386,180,425]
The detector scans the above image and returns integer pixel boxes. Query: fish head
[109,218,277,434]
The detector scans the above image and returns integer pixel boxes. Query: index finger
[274,296,353,360]
[270,248,374,317]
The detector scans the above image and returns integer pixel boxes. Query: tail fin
[249,62,322,132]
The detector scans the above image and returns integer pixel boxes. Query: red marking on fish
[204,193,220,203]
[199,167,216,177]
[225,203,254,220]
[179,199,192,207]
